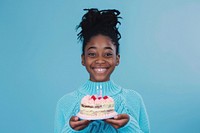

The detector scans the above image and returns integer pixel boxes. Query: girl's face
[82,34,120,82]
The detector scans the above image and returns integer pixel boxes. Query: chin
[92,76,109,82]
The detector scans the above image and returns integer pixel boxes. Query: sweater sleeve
[117,115,144,133]
[61,120,89,133]
[118,91,150,133]
[54,95,89,133]
[138,96,150,133]
[54,101,65,133]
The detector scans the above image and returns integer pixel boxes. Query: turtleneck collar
[78,80,122,96]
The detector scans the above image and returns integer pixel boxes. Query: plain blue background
[0,0,200,133]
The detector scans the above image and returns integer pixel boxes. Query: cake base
[77,111,118,120]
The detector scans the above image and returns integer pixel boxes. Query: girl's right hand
[69,116,91,131]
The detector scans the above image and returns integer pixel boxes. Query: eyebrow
[104,47,113,51]
[87,46,113,51]
[87,46,96,51]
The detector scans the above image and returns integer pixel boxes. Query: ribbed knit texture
[54,80,150,133]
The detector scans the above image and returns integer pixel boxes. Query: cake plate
[76,112,118,120]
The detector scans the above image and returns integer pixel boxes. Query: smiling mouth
[93,68,107,74]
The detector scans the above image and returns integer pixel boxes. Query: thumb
[114,115,119,119]
[74,116,79,121]
[71,116,79,121]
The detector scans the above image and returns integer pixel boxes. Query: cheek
[84,59,93,66]
[110,58,117,64]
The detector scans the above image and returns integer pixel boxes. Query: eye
[88,53,96,57]
[105,53,113,57]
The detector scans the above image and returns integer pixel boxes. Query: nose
[95,56,106,64]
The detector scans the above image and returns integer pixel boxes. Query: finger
[73,120,90,127]
[114,114,129,120]
[104,118,118,124]
[70,116,79,129]
[105,118,128,129]
[104,119,121,129]
[74,123,90,131]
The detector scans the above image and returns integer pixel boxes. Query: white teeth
[94,68,107,73]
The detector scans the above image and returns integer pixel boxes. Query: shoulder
[56,91,79,109]
[121,88,143,101]
[119,88,143,105]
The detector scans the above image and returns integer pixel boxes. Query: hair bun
[79,9,121,34]
[99,9,121,27]
[77,8,122,54]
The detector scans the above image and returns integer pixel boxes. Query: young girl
[54,8,150,133]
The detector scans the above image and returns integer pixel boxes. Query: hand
[104,114,130,129]
[69,116,91,131]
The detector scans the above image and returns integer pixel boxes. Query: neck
[78,80,122,96]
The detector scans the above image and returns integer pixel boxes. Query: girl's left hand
[104,114,130,129]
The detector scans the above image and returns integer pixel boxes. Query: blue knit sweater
[54,80,150,133]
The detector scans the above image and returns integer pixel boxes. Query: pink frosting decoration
[94,99,101,104]
[81,95,114,104]
[81,95,90,104]
[94,98,105,104]
[105,97,114,102]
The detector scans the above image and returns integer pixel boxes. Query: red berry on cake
[103,96,108,99]
[98,97,102,100]
[91,95,97,101]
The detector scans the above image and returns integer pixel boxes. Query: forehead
[85,34,116,50]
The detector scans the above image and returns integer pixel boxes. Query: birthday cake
[77,95,117,120]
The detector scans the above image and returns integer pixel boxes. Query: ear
[116,54,120,66]
[81,54,85,66]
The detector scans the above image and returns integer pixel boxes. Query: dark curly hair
[76,8,122,55]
